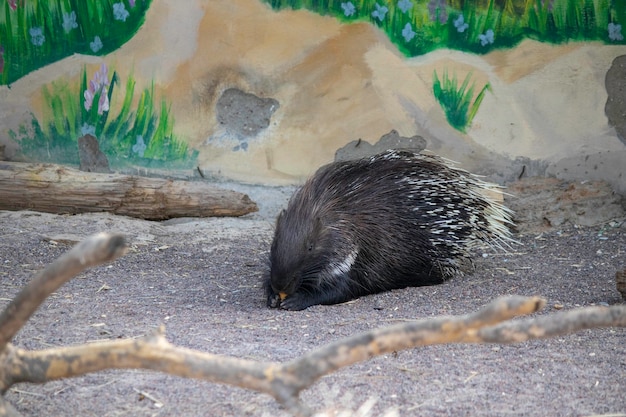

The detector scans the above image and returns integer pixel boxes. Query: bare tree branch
[472,304,626,343]
[0,233,127,350]
[281,295,546,395]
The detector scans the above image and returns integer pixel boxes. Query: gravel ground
[0,181,625,417]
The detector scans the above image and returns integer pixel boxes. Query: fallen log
[0,162,257,220]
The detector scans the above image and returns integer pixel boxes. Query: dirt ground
[1,180,625,417]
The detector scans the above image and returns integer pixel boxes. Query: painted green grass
[10,65,198,169]
[0,0,151,85]
[433,69,490,133]
[264,0,625,56]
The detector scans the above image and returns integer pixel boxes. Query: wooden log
[0,162,258,220]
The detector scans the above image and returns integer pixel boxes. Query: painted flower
[98,88,110,114]
[113,2,130,22]
[90,36,103,53]
[132,135,147,157]
[402,23,416,42]
[454,14,468,33]
[479,29,495,46]
[341,2,355,17]
[428,0,447,24]
[84,63,110,115]
[397,0,413,14]
[371,3,388,21]
[608,23,624,41]
[0,45,4,74]
[81,123,96,136]
[7,0,17,11]
[62,11,78,33]
[29,27,45,46]
[129,0,136,6]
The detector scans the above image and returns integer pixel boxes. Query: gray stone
[78,134,111,173]
[605,54,626,146]
[216,88,279,138]
[334,129,427,162]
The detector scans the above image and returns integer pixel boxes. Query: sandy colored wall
[1,0,625,193]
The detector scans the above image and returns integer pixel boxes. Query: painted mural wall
[1,0,625,192]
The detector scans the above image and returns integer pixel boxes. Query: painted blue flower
[402,23,416,42]
[113,2,130,22]
[479,29,494,46]
[81,123,96,137]
[398,0,413,14]
[29,27,45,46]
[454,14,468,33]
[608,23,624,41]
[371,3,388,21]
[132,135,147,157]
[90,36,103,53]
[62,11,78,33]
[341,2,355,17]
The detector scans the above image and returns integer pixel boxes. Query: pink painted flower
[84,63,111,115]
[129,0,136,7]
[7,0,23,10]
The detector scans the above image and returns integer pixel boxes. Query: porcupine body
[265,149,516,311]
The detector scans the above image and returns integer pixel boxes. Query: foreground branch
[3,298,625,416]
[1,233,625,416]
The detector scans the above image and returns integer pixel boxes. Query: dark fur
[265,150,515,310]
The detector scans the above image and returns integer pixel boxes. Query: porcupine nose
[271,272,298,298]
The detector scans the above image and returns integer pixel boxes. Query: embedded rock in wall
[216,88,279,140]
[334,130,427,162]
[605,55,626,146]
[78,134,111,174]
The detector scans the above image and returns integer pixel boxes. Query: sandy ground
[0,182,625,417]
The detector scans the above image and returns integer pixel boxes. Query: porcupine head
[266,189,359,311]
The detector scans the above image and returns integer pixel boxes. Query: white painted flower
[113,2,130,22]
[371,3,388,21]
[608,22,624,41]
[62,11,78,33]
[90,36,103,53]
[132,135,147,157]
[97,89,110,114]
[29,27,45,46]
[341,2,355,17]
[402,23,415,42]
[398,0,413,14]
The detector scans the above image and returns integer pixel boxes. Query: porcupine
[264,149,516,311]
